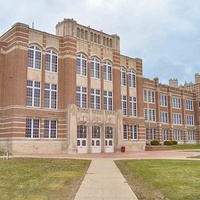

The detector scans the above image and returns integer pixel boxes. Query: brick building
[0,18,199,154]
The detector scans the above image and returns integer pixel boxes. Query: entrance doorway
[92,126,101,153]
[105,126,114,153]
[77,125,87,153]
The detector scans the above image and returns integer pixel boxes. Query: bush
[164,140,173,145]
[172,140,178,145]
[150,140,160,145]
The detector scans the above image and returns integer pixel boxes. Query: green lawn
[0,158,91,200]
[115,159,200,200]
[172,144,200,150]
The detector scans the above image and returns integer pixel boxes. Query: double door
[77,125,114,153]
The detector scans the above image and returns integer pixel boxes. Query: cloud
[0,0,200,85]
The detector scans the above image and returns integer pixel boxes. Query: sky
[0,0,200,85]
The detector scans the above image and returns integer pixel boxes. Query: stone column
[157,123,162,142]
[115,109,123,151]
[67,104,77,153]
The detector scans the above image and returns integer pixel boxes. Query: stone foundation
[0,139,68,154]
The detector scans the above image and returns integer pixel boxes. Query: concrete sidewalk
[74,159,138,200]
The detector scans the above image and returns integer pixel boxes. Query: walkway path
[74,159,138,200]
[19,150,198,160]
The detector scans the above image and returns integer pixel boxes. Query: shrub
[172,140,178,145]
[164,140,173,145]
[150,140,160,145]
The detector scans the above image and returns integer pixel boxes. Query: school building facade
[0,18,199,154]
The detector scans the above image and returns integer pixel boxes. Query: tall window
[185,100,193,110]
[103,60,112,81]
[129,70,136,88]
[172,97,181,109]
[26,119,40,138]
[160,95,167,107]
[76,86,87,108]
[144,109,156,121]
[148,91,155,103]
[186,115,194,126]
[143,90,147,102]
[76,54,87,76]
[174,130,182,141]
[121,67,126,86]
[143,90,155,103]
[91,89,100,109]
[121,95,127,116]
[188,130,195,141]
[91,58,100,79]
[146,128,156,140]
[46,49,58,72]
[26,80,41,107]
[44,120,57,138]
[130,96,137,117]
[162,129,168,141]
[161,112,168,124]
[44,83,57,109]
[28,45,42,69]
[130,125,138,140]
[172,113,182,124]
[104,91,113,111]
[123,125,128,140]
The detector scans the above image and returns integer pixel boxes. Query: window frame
[91,88,101,109]
[148,91,155,103]
[187,130,195,141]
[121,67,126,86]
[103,60,112,81]
[26,80,41,108]
[26,119,40,138]
[45,49,58,73]
[121,95,127,116]
[76,86,87,108]
[130,125,138,140]
[130,96,137,117]
[129,69,136,88]
[186,115,194,126]
[76,54,87,76]
[44,120,57,138]
[174,130,182,141]
[91,57,100,79]
[44,83,57,109]
[28,45,42,70]
[161,112,168,124]
[185,100,193,111]
[123,125,128,140]
[162,129,169,141]
[172,113,182,125]
[104,91,113,111]
[172,97,181,109]
[144,108,156,122]
[160,94,168,107]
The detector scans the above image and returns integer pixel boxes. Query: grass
[115,159,200,200]
[188,156,200,159]
[0,158,91,200]
[172,144,200,150]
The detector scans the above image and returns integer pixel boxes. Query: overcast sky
[1,0,200,85]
